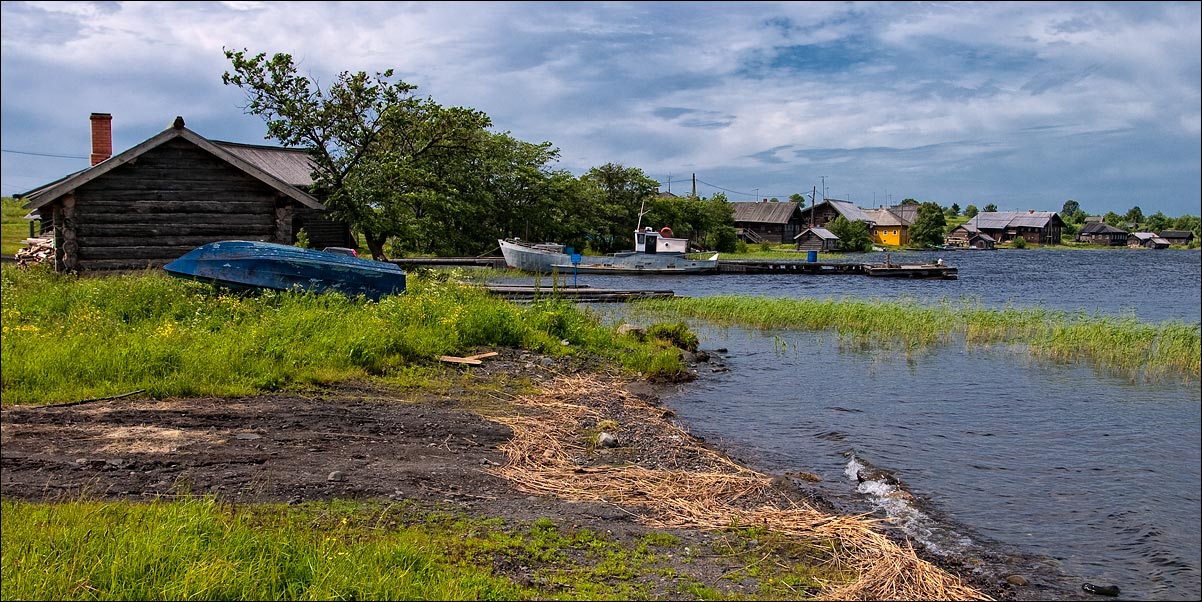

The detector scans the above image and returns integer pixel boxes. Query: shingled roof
[732,201,799,224]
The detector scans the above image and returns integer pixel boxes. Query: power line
[2,148,87,159]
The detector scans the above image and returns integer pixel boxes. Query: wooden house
[964,210,1063,245]
[944,224,996,249]
[18,114,354,272]
[796,199,873,230]
[1128,232,1170,249]
[732,201,804,244]
[862,206,913,246]
[1076,222,1128,245]
[793,227,839,251]
[1159,230,1195,246]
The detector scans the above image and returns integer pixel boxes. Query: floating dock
[389,257,957,280]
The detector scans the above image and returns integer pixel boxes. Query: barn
[17,113,354,272]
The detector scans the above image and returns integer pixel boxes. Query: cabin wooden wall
[48,138,300,271]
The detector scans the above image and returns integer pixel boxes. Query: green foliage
[293,227,310,249]
[825,215,873,252]
[1061,199,1080,217]
[983,203,998,212]
[1124,205,1145,225]
[645,322,699,352]
[964,205,979,218]
[1,196,37,256]
[1012,236,1027,248]
[909,201,948,248]
[0,267,687,405]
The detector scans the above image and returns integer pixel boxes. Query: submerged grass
[0,265,689,406]
[632,295,1201,380]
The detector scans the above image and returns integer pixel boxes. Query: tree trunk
[364,230,389,260]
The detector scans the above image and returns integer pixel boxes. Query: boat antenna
[636,198,650,231]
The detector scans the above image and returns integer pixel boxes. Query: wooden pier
[484,284,678,302]
[387,257,956,280]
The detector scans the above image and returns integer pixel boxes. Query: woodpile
[15,237,54,267]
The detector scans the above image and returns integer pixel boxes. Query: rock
[1005,575,1030,586]
[597,432,619,448]
[234,433,262,440]
[616,324,646,340]
[327,470,345,482]
[1082,583,1120,597]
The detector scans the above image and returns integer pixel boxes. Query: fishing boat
[163,240,406,300]
[499,227,719,275]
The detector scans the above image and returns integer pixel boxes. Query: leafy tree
[826,215,873,252]
[580,163,660,253]
[223,48,493,259]
[1172,214,1200,235]
[964,205,979,218]
[910,202,948,248]
[1103,211,1124,228]
[900,198,919,206]
[1125,206,1145,226]
[945,203,960,217]
[789,192,807,208]
[983,204,998,212]
[1144,211,1173,234]
[1061,199,1080,217]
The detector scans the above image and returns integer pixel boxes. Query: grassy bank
[0,266,688,406]
[3,497,836,601]
[631,295,1201,380]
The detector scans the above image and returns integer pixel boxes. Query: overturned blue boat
[164,240,405,300]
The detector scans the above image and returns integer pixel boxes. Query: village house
[1128,232,1170,249]
[1076,221,1129,246]
[731,200,805,244]
[962,210,1064,245]
[1158,230,1195,246]
[943,223,996,249]
[861,204,915,247]
[795,198,873,230]
[17,114,354,273]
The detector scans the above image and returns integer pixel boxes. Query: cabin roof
[794,226,838,240]
[1080,222,1127,234]
[732,201,799,224]
[1159,230,1194,238]
[19,117,323,211]
[969,211,1061,230]
[862,207,907,227]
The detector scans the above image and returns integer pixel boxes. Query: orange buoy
[658,226,674,238]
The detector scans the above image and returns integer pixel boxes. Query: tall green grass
[0,266,689,405]
[633,295,1201,381]
[0,497,533,601]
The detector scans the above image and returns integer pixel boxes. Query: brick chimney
[89,113,112,166]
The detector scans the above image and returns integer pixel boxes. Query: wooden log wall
[61,138,294,271]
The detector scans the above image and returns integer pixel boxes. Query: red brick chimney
[90,113,112,166]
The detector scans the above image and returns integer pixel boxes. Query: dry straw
[488,373,991,601]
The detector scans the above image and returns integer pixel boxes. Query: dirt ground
[2,348,1061,600]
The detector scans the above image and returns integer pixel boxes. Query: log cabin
[17,114,354,272]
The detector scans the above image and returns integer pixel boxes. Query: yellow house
[863,206,913,246]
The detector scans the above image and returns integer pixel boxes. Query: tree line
[224,50,1200,256]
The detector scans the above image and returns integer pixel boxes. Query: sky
[2,1,1200,218]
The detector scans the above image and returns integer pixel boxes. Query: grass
[1,196,37,256]
[0,265,692,406]
[0,497,844,601]
[630,295,1201,381]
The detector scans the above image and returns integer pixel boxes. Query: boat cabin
[634,227,688,254]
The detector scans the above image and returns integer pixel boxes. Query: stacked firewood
[15,237,54,267]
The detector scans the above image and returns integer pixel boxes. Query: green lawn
[1,196,38,256]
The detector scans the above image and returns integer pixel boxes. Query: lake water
[494,249,1202,600]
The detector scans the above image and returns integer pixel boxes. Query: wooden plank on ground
[439,356,483,365]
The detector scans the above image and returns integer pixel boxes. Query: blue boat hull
[164,241,406,300]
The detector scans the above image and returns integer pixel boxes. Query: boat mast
[636,199,650,231]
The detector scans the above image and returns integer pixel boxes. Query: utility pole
[811,186,817,227]
[754,188,760,202]
[820,176,827,202]
[692,173,696,197]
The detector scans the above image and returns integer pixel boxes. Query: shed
[944,224,996,249]
[18,114,353,272]
[793,227,839,252]
[1128,232,1170,249]
[1159,230,1195,246]
[732,201,803,244]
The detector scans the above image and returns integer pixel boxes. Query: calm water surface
[495,249,1202,599]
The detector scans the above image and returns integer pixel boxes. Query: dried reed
[488,373,991,601]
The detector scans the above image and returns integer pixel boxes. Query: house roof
[1159,230,1194,238]
[800,199,872,223]
[1080,222,1127,234]
[19,117,323,211]
[969,211,1061,230]
[1129,232,1158,241]
[732,201,799,224]
[794,227,838,240]
[862,207,906,227]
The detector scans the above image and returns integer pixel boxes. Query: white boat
[498,227,719,275]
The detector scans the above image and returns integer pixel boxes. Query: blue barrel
[807,250,818,263]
